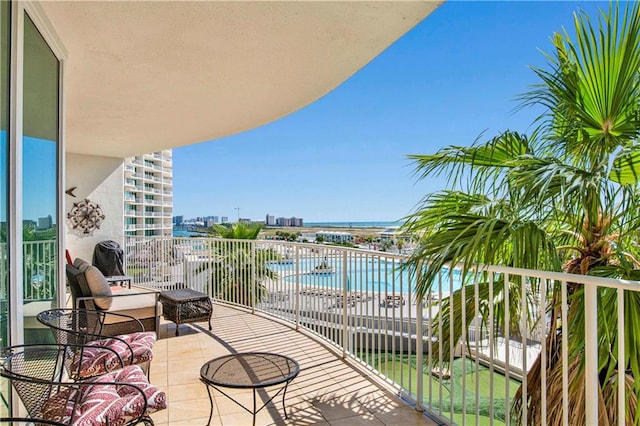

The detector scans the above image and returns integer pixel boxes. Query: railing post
[295,245,300,331]
[617,289,625,426]
[342,250,348,359]
[584,283,598,425]
[162,237,168,291]
[416,292,424,412]
[208,238,216,299]
[251,240,256,314]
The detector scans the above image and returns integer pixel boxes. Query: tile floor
[149,303,439,425]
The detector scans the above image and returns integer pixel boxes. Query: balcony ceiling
[41,1,440,158]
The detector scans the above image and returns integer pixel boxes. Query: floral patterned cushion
[41,365,166,425]
[75,332,156,378]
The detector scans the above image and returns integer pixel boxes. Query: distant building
[37,215,53,230]
[202,216,217,225]
[212,216,219,223]
[221,216,229,223]
[273,216,303,227]
[173,215,183,225]
[316,231,353,243]
[239,218,251,224]
[276,217,290,227]
[265,214,275,226]
[379,227,410,241]
[300,232,316,242]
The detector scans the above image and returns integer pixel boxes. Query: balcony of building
[12,234,639,424]
[109,236,640,425]
[150,303,436,425]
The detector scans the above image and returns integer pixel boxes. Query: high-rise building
[274,216,303,227]
[124,150,173,237]
[173,215,184,226]
[221,216,229,223]
[265,214,275,226]
[276,217,291,227]
[37,214,53,230]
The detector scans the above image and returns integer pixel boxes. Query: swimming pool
[269,258,463,294]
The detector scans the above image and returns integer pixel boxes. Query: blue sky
[173,1,608,223]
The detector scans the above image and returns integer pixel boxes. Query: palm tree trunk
[512,294,636,425]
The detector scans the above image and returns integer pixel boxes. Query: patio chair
[66,261,160,335]
[1,344,166,425]
[37,308,156,379]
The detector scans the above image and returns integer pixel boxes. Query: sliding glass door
[22,12,60,343]
[0,0,9,415]
[0,2,64,416]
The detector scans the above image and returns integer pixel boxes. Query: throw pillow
[73,257,91,271]
[84,265,113,310]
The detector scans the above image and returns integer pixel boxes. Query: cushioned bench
[66,259,161,335]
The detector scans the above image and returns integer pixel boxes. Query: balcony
[150,303,435,425]
[15,237,636,423]
[144,187,163,195]
[122,236,640,425]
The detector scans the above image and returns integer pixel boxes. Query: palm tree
[204,223,278,305]
[209,222,262,240]
[403,3,640,424]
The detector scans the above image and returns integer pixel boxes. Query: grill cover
[92,240,125,276]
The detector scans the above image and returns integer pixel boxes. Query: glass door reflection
[22,13,60,343]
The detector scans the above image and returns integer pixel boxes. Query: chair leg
[133,415,155,425]
[142,360,151,379]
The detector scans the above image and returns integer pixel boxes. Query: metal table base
[200,352,300,426]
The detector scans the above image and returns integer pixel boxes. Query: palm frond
[610,146,640,184]
[407,131,531,192]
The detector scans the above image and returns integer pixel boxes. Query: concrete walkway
[150,303,438,425]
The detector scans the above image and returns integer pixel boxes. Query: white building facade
[124,151,173,237]
[316,231,353,243]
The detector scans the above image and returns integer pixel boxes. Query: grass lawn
[372,355,520,425]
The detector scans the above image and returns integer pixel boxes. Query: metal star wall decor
[67,198,106,235]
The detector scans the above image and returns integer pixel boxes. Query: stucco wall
[65,153,124,262]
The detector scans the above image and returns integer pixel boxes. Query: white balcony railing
[124,236,639,425]
[22,240,57,302]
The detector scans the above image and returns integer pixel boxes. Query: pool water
[269,258,463,294]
